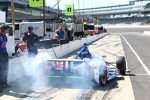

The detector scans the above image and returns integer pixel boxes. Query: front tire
[116,56,126,75]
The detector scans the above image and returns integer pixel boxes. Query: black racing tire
[116,56,126,75]
[99,70,107,86]
[12,53,15,56]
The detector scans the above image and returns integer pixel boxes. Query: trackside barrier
[8,33,108,83]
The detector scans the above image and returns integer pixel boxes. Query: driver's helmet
[83,43,87,47]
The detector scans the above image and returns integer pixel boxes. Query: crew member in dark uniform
[0,25,10,92]
[22,26,39,57]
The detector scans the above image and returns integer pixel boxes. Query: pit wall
[8,33,108,83]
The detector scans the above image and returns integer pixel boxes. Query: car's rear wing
[47,59,85,71]
[48,59,84,62]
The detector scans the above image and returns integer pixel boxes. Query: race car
[46,55,126,86]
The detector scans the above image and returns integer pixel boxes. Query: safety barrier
[8,33,108,83]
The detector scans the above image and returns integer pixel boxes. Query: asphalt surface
[121,33,150,100]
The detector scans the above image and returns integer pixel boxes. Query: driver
[75,43,92,59]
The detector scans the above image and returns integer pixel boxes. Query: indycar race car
[46,55,126,86]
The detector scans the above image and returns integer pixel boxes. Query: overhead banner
[65,5,74,16]
[29,0,43,7]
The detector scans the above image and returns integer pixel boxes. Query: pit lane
[0,34,134,100]
[120,33,150,100]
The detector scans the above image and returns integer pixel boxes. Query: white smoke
[21,52,52,90]
[19,54,107,90]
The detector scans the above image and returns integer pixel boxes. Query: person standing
[55,27,65,40]
[22,26,39,57]
[0,25,10,92]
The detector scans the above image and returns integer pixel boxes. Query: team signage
[29,0,43,7]
[65,5,74,16]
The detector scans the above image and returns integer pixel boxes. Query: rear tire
[99,70,107,86]
[116,56,126,75]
